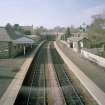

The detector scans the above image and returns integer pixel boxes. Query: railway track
[50,43,84,105]
[27,45,47,105]
[14,43,47,105]
[47,43,66,105]
[14,42,85,105]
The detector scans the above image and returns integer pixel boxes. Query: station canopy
[0,27,35,44]
[13,36,34,44]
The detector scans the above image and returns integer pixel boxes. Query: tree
[88,14,105,47]
[65,27,71,40]
[79,25,86,32]
[6,23,12,30]
[14,24,20,30]
[5,23,22,39]
[6,23,15,35]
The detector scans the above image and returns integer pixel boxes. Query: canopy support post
[23,45,26,56]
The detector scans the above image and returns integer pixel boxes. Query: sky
[0,0,105,28]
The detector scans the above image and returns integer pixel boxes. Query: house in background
[21,25,34,35]
[0,27,34,58]
[67,33,90,52]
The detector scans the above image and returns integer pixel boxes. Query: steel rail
[26,49,42,105]
[26,43,47,105]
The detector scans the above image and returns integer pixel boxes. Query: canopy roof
[13,37,34,44]
[0,27,11,41]
[0,27,34,44]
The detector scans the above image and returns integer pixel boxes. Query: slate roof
[0,27,34,44]
[13,37,34,44]
[0,27,11,41]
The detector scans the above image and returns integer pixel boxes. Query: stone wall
[0,42,24,58]
[10,44,23,58]
[81,49,105,68]
[0,42,9,58]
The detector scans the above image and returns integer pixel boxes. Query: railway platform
[0,41,45,105]
[54,41,105,105]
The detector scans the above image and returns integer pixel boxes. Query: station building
[21,25,34,34]
[0,27,34,58]
[67,32,91,52]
